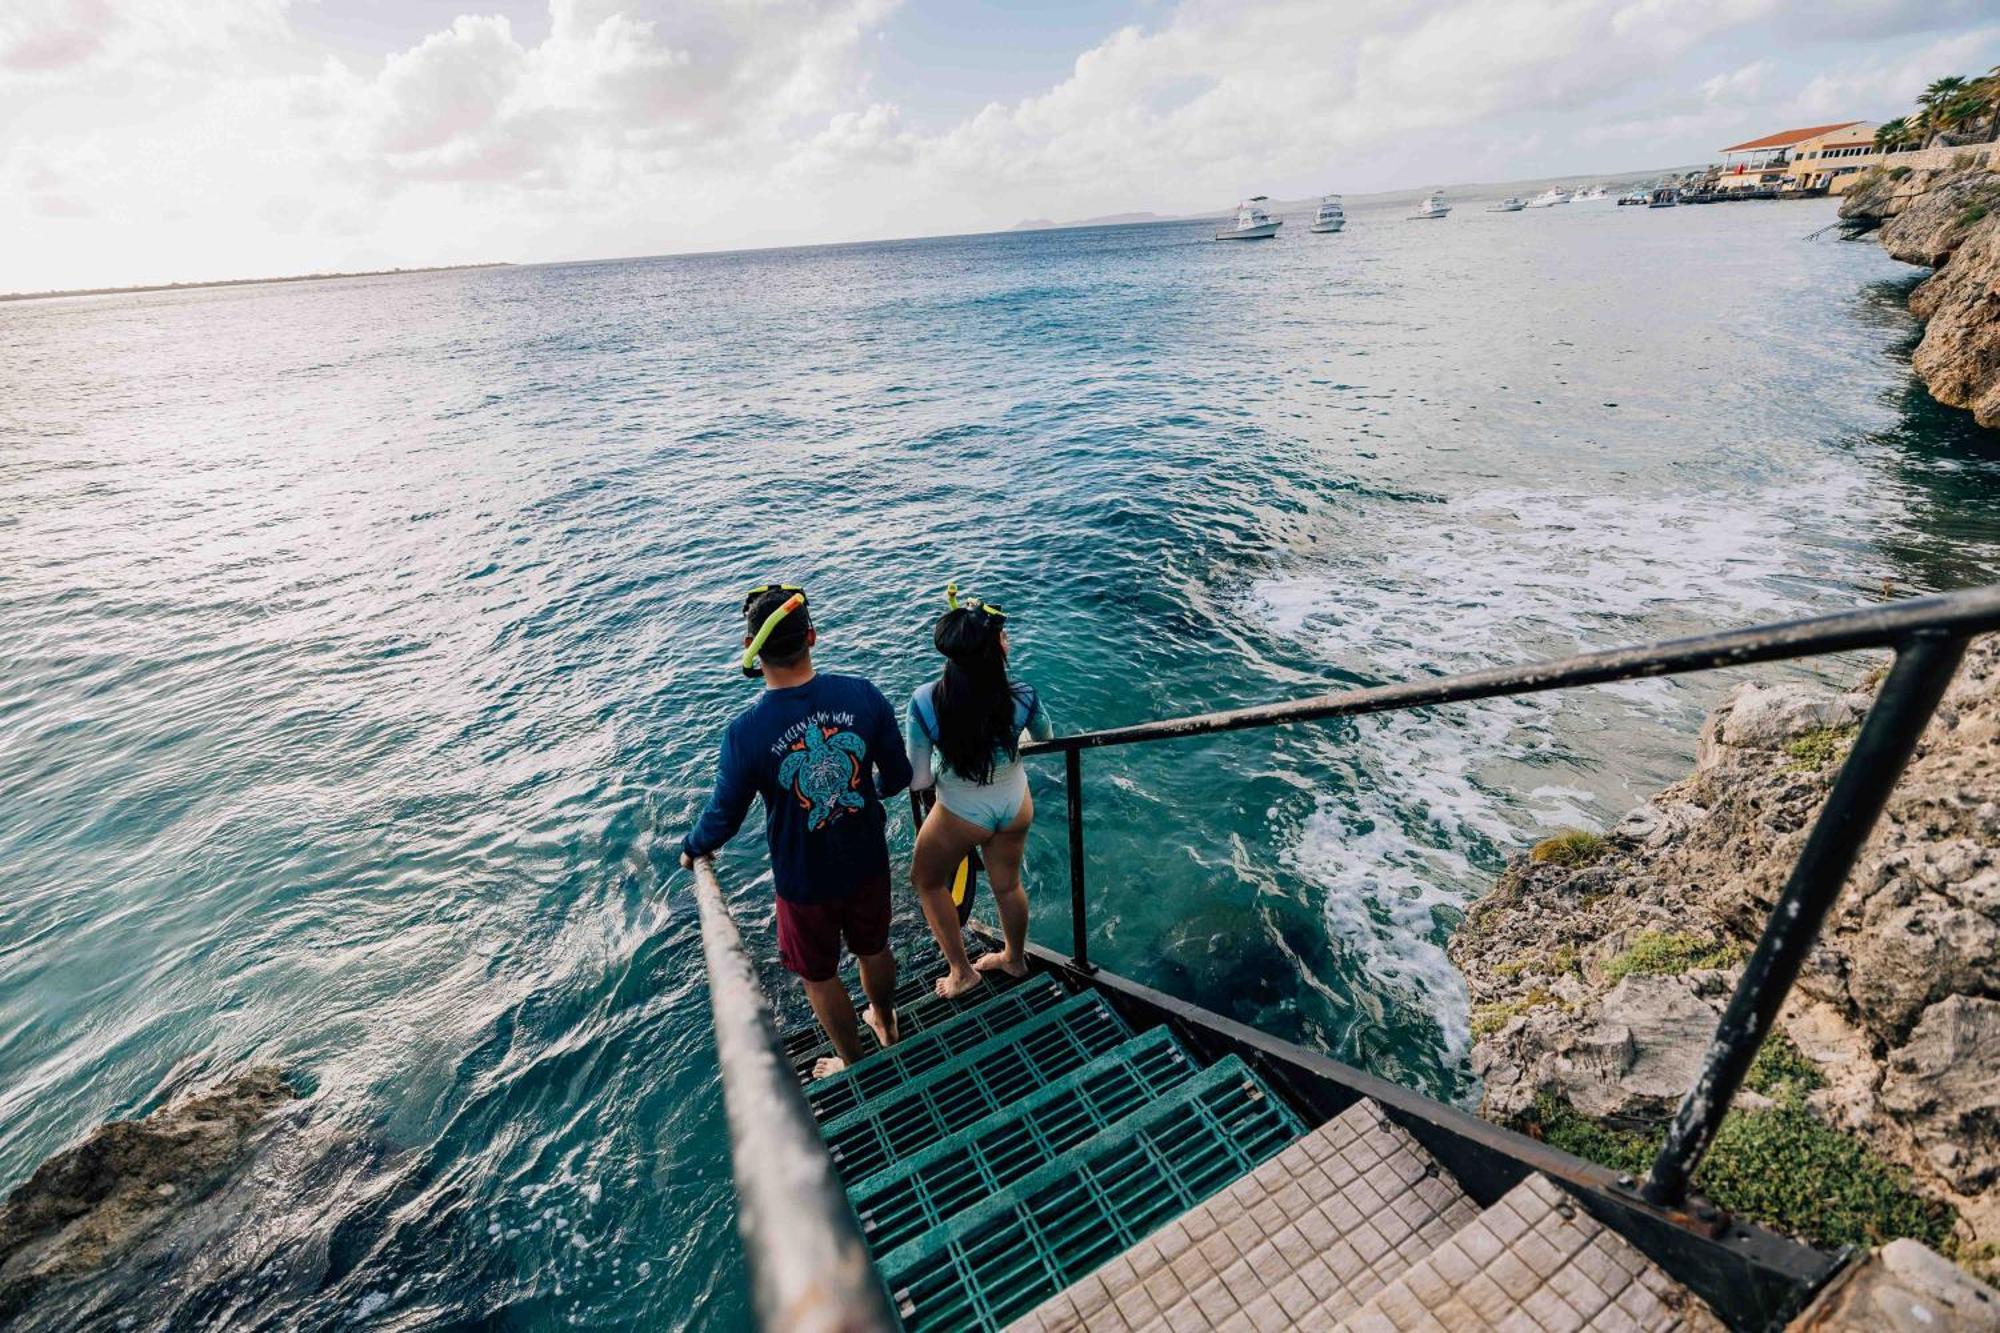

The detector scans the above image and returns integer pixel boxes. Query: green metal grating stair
[821,989,1133,1183]
[782,962,1030,1084]
[848,1025,1201,1258]
[805,977,1071,1124]
[779,961,1323,1332]
[876,1055,1307,1332]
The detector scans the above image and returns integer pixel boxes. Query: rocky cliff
[1451,636,2000,1269]
[0,1066,296,1319]
[1841,164,2000,429]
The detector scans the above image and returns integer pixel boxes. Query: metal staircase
[689,589,2000,1333]
[777,956,1717,1332]
[784,960,1307,1331]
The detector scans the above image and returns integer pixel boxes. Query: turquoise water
[3,195,1997,1328]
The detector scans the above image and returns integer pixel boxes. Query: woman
[907,593,1053,998]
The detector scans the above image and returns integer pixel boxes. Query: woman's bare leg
[912,801,989,998]
[973,792,1032,977]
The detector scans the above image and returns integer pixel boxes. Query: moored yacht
[1308,194,1346,233]
[1573,184,1608,201]
[1408,189,1450,219]
[1487,196,1526,212]
[1526,187,1571,208]
[1216,196,1282,240]
[1648,185,1678,208]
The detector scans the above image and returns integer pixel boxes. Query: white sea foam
[1248,477,1859,1062]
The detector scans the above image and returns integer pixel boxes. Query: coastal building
[1789,124,1890,194]
[1714,121,1869,193]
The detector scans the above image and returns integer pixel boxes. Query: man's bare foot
[974,951,1027,978]
[812,1055,848,1078]
[934,967,982,999]
[864,1005,899,1049]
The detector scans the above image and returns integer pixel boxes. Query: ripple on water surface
[1,200,1997,1327]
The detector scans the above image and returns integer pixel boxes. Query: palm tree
[1873,117,1912,153]
[1976,67,2000,143]
[1918,75,1971,147]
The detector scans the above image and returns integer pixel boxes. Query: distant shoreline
[0,261,512,305]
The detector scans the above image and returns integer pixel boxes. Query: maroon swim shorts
[774,873,892,982]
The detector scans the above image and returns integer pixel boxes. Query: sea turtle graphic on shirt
[779,725,869,830]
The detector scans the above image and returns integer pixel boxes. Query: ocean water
[3,193,1998,1329]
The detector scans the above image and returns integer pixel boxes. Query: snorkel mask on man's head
[741,583,812,677]
[934,582,1007,665]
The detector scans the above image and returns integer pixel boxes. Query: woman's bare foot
[934,967,982,999]
[812,1055,848,1079]
[864,1005,898,1049]
[974,951,1027,978]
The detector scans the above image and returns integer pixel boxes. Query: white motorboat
[1573,185,1608,201]
[1526,187,1571,208]
[1487,196,1526,212]
[1309,194,1346,233]
[1409,189,1450,219]
[1217,197,1282,240]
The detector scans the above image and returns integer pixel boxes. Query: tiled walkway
[1006,1100,1721,1333]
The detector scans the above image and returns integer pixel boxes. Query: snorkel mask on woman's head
[934,582,1007,665]
[741,583,810,677]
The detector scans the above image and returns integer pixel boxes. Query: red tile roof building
[1719,122,1863,153]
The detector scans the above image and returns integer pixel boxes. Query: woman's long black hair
[931,606,1016,785]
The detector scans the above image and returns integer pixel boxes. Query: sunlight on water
[1,198,1997,1327]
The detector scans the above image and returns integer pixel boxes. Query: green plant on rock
[1783,724,1857,773]
[1700,1104,1955,1251]
[1471,987,1561,1036]
[1745,1032,1827,1102]
[1520,1092,1658,1177]
[1529,829,1607,869]
[1603,931,1746,981]
[1886,165,1913,181]
[1514,1091,1957,1253]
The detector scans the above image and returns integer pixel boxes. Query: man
[680,584,913,1076]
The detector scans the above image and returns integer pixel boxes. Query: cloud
[1702,59,1775,104]
[1,0,289,79]
[1,0,1994,290]
[1,0,111,73]
[1788,26,2000,119]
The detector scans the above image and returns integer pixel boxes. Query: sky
[2,0,1994,291]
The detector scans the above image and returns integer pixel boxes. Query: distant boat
[1309,194,1346,233]
[1526,187,1571,208]
[1617,189,1650,206]
[1488,197,1526,212]
[1573,185,1608,201]
[1217,197,1282,240]
[1409,190,1450,220]
[1648,186,1678,208]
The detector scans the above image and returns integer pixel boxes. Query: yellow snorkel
[740,588,807,677]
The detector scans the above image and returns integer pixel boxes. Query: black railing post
[1065,747,1090,971]
[1641,631,1969,1206]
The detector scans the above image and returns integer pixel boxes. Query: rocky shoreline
[1450,635,2000,1275]
[0,1066,297,1320]
[1840,162,2000,429]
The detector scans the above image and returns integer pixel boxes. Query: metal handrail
[1019,588,2000,756]
[1017,585,2000,1206]
[689,858,895,1333]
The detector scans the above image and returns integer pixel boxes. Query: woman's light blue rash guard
[907,681,1053,833]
